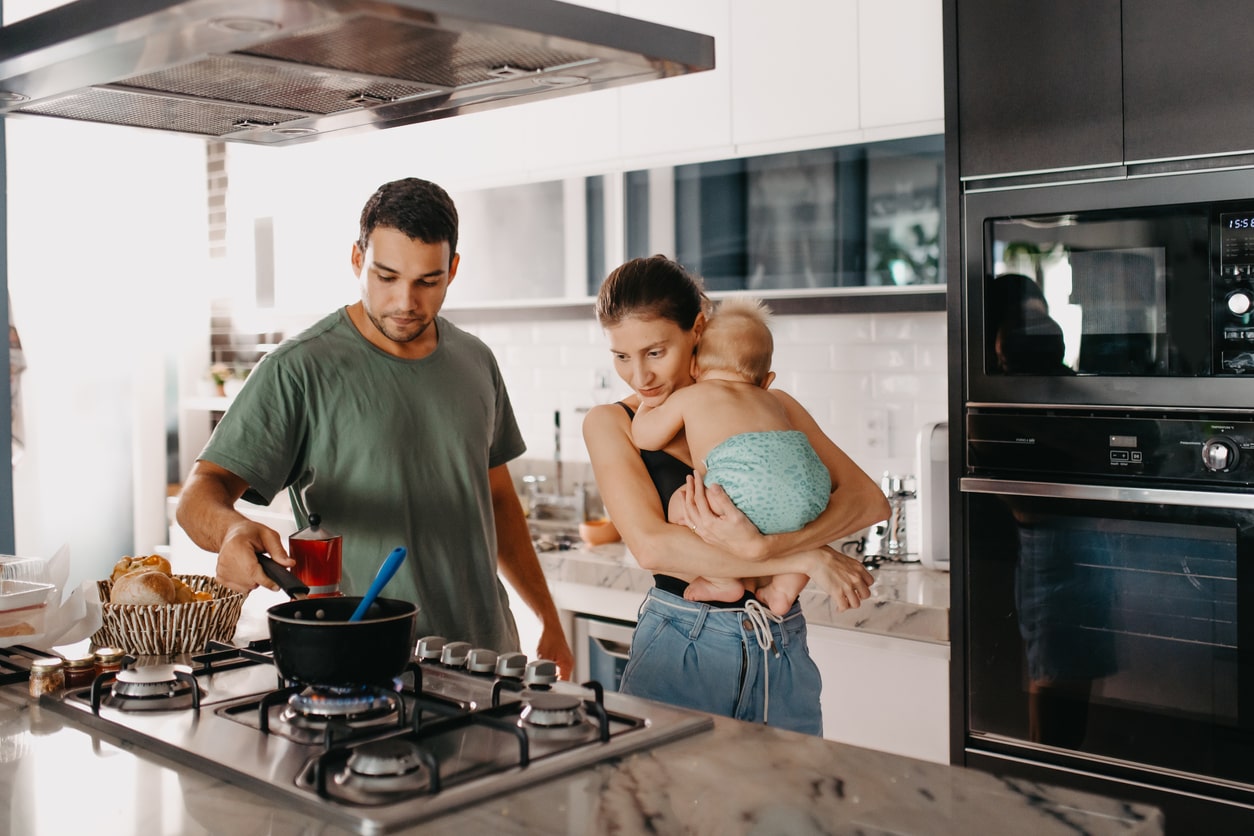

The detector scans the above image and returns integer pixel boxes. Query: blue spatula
[349,547,408,621]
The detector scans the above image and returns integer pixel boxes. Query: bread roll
[111,554,172,582]
[111,570,179,605]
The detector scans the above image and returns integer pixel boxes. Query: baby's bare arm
[631,391,690,451]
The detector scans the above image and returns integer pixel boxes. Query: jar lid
[93,647,125,662]
[30,657,64,672]
[64,653,95,670]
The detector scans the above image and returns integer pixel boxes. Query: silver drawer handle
[591,637,631,660]
[960,477,1254,510]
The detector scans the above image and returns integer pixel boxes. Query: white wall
[6,117,209,590]
[457,310,946,484]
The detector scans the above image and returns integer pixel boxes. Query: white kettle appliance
[915,421,949,571]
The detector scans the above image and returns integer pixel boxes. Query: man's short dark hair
[358,178,458,265]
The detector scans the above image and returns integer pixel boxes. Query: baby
[631,297,830,616]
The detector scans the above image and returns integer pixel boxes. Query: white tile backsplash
[465,308,948,485]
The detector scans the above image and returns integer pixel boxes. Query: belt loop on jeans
[686,602,710,640]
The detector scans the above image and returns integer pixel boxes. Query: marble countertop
[0,688,1161,836]
[538,542,950,643]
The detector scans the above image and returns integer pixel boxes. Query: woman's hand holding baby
[804,545,875,611]
[681,475,767,559]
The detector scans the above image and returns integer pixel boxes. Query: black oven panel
[967,410,1254,486]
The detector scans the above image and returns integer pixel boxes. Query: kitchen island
[0,551,1158,834]
[0,682,1161,835]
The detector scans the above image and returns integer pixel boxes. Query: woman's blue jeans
[619,587,823,736]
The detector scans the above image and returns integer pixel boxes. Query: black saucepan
[259,554,418,687]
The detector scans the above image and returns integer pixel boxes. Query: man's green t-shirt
[201,308,525,651]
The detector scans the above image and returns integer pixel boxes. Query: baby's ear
[762,371,776,390]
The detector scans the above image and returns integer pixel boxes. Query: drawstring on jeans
[742,599,783,724]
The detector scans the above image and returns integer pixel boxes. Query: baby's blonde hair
[695,297,774,385]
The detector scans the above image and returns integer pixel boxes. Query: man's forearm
[175,463,250,553]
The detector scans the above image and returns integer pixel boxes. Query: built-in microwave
[964,168,1254,409]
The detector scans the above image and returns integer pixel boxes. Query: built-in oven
[964,167,1254,410]
[962,406,1254,827]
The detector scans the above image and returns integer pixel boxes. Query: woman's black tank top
[616,402,691,519]
[616,402,753,607]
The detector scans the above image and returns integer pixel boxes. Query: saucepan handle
[256,552,309,599]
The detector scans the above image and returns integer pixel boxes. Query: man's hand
[682,475,766,559]
[537,625,576,681]
[215,519,292,595]
[804,546,875,611]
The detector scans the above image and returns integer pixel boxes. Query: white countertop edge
[807,622,951,658]
[549,580,643,623]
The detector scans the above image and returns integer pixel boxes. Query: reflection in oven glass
[970,493,1242,783]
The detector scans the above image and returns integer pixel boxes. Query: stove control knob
[524,659,558,686]
[466,647,498,674]
[440,641,472,668]
[416,636,446,661]
[1202,438,1239,472]
[495,652,528,679]
[1228,290,1254,316]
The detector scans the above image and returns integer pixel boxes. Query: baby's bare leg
[755,573,810,617]
[684,576,751,604]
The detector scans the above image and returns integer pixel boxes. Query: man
[176,177,574,675]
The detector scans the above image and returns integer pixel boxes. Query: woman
[582,255,889,734]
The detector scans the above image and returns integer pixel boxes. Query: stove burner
[330,738,436,798]
[348,738,427,777]
[520,692,584,728]
[282,686,400,729]
[112,664,195,700]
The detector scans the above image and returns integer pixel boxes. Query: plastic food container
[0,579,55,641]
[0,556,48,584]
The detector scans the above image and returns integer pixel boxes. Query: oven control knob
[415,636,446,661]
[1202,438,1239,472]
[1227,290,1254,316]
[440,641,472,668]
[523,659,558,686]
[495,652,528,679]
[466,648,498,674]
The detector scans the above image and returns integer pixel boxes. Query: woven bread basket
[92,574,245,656]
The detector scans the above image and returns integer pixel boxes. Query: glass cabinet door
[623,135,944,292]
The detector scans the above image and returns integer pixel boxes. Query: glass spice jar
[28,658,65,699]
[93,647,126,677]
[63,652,97,688]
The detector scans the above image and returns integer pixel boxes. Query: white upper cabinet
[617,0,733,162]
[730,0,861,150]
[858,0,945,133]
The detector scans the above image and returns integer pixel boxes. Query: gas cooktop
[30,638,713,835]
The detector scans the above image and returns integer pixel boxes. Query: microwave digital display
[1220,211,1254,270]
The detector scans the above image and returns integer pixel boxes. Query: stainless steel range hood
[0,0,714,146]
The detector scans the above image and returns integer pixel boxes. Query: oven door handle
[960,477,1254,510]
